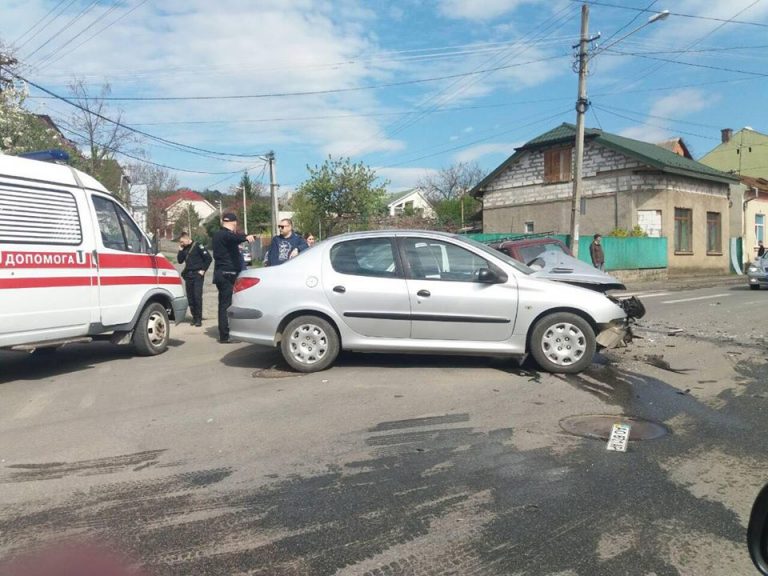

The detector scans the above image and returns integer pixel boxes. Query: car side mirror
[477,267,507,284]
[749,483,768,574]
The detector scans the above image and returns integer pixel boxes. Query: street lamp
[568,5,669,258]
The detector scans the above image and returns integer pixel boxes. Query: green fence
[466,232,667,271]
[576,236,667,270]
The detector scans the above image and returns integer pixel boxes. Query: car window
[402,238,489,282]
[330,238,399,278]
[93,195,148,253]
[456,235,533,275]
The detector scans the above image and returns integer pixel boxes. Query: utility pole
[268,151,278,237]
[241,185,248,235]
[569,4,596,259]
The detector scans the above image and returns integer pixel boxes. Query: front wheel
[280,315,339,373]
[529,312,595,374]
[132,302,170,356]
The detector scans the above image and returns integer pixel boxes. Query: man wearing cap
[212,213,255,343]
[177,231,212,327]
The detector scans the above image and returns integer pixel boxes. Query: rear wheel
[750,284,760,291]
[529,312,595,374]
[132,302,170,356]
[281,315,339,373]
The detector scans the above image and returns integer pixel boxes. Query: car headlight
[749,266,759,273]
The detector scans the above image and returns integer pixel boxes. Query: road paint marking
[661,293,731,304]
[619,291,670,298]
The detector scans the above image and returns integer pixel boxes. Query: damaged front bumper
[597,295,645,349]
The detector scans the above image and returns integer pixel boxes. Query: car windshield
[517,242,568,264]
[453,235,534,274]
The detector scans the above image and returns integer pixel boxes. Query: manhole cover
[252,366,300,379]
[559,415,669,441]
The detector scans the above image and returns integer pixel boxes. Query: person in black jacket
[212,213,255,343]
[590,233,605,271]
[177,232,212,326]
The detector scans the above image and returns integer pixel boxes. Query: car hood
[529,250,626,292]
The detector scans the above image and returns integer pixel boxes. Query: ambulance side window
[93,196,147,253]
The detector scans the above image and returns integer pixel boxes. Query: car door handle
[333,285,346,293]
[417,289,431,298]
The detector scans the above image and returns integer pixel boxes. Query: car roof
[325,230,460,242]
[0,153,110,194]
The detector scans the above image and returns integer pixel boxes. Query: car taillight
[234,277,260,293]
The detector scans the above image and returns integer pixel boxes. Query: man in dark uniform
[212,213,255,343]
[177,232,212,327]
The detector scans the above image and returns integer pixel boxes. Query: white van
[0,153,187,355]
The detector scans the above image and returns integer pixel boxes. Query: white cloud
[649,89,709,119]
[436,0,542,21]
[453,142,518,163]
[375,166,438,191]
[619,124,671,144]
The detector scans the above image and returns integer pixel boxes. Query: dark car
[490,236,571,265]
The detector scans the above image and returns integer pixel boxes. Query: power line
[13,0,79,51]
[1,67,269,160]
[590,104,718,141]
[12,0,71,47]
[381,108,572,168]
[571,0,768,28]
[606,48,768,78]
[344,2,578,158]
[23,0,102,62]
[37,0,151,71]
[24,53,570,102]
[599,0,659,47]
[55,122,263,175]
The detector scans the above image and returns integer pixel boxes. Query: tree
[294,156,388,237]
[67,79,137,193]
[172,205,203,241]
[0,46,75,155]
[417,162,484,202]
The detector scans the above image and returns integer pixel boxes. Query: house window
[756,214,765,243]
[524,221,534,234]
[706,212,722,254]
[674,208,692,253]
[543,146,572,183]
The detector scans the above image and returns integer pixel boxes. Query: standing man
[590,233,605,271]
[177,232,212,327]
[758,240,765,258]
[212,213,255,343]
[264,218,308,266]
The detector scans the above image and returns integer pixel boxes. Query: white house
[159,189,216,238]
[387,188,435,218]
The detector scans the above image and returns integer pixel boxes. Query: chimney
[721,128,733,143]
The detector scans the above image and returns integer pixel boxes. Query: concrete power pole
[268,151,278,237]
[569,4,592,259]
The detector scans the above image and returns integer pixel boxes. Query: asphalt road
[1,280,767,575]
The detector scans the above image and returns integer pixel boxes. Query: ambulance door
[90,194,156,327]
[0,183,96,345]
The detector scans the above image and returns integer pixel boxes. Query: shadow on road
[0,339,185,384]
[219,344,531,376]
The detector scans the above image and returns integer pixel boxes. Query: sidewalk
[621,273,745,294]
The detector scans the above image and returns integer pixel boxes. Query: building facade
[471,124,738,274]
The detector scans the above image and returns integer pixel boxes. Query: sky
[2,0,768,196]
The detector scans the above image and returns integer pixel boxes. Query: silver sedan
[747,256,768,290]
[228,231,634,373]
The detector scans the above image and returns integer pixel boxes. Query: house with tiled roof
[470,123,739,274]
[157,189,216,238]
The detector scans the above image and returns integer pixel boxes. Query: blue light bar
[17,149,70,163]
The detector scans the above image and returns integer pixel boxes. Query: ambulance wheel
[133,302,169,356]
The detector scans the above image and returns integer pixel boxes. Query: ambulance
[0,152,187,355]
